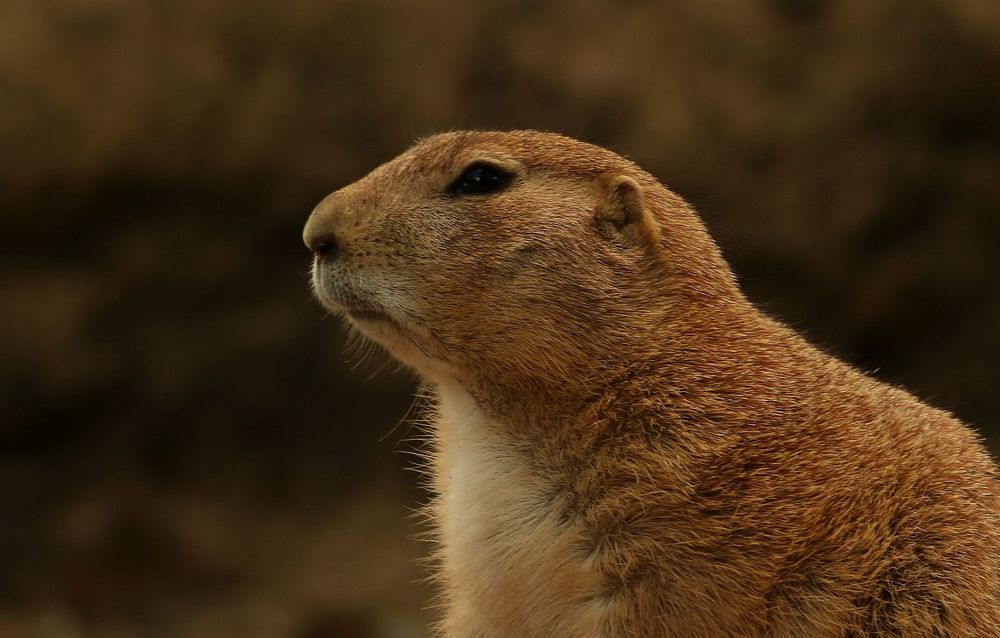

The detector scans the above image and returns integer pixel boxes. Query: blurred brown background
[1,0,998,636]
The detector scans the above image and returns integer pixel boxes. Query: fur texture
[303,130,1000,637]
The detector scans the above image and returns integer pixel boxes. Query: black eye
[447,163,513,196]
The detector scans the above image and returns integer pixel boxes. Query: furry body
[303,131,1000,636]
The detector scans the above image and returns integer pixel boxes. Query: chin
[344,308,457,383]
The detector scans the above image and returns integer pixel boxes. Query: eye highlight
[447,162,513,196]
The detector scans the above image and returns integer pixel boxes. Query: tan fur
[303,130,1000,637]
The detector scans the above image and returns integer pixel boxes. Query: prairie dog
[303,130,1000,637]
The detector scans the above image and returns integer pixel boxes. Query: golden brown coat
[303,130,1000,637]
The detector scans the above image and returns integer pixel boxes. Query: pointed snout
[303,193,341,261]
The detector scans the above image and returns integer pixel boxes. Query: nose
[303,194,342,260]
[305,230,338,261]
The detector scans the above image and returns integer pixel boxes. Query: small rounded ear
[596,175,660,251]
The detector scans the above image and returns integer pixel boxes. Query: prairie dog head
[303,131,735,393]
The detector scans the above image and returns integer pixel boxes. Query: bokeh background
[2,0,999,636]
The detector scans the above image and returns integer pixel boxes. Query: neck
[442,295,757,424]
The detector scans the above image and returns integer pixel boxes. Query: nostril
[310,234,339,261]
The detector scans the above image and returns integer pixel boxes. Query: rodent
[302,130,1000,637]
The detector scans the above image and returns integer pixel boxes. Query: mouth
[312,264,388,320]
[311,264,424,351]
[318,283,400,328]
[318,288,395,326]
[311,267,452,373]
[343,305,394,324]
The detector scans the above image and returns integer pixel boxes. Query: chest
[430,386,605,636]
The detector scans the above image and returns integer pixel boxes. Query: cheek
[403,217,507,305]
[392,203,596,330]
[417,262,498,321]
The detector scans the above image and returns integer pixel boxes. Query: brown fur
[303,130,1000,637]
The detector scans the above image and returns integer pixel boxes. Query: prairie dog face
[303,131,668,387]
